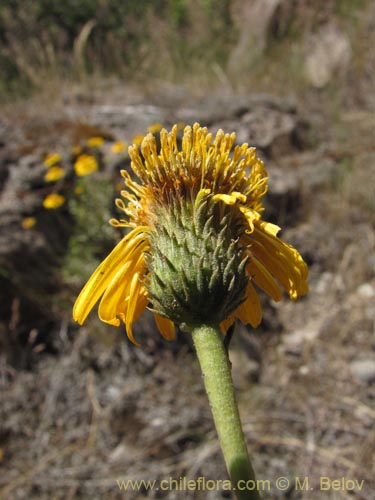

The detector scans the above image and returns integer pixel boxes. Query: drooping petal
[234,283,262,328]
[154,314,176,340]
[220,315,235,334]
[235,282,262,328]
[125,271,149,346]
[247,223,308,300]
[259,221,308,282]
[73,227,148,324]
[246,256,283,302]
[97,261,132,326]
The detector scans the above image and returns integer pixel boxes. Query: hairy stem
[191,324,261,500]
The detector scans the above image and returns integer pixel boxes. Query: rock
[283,327,320,345]
[175,92,297,127]
[87,103,168,139]
[305,24,352,88]
[264,151,338,226]
[264,165,302,224]
[230,352,261,389]
[315,272,335,295]
[350,359,375,384]
[88,92,306,161]
[282,322,321,356]
[357,283,375,300]
[240,107,297,154]
[180,93,307,159]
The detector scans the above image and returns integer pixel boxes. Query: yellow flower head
[132,134,145,146]
[21,216,37,229]
[111,141,128,154]
[74,154,98,177]
[44,166,66,183]
[72,145,83,156]
[43,153,62,168]
[43,193,66,209]
[147,122,163,134]
[87,136,105,148]
[73,123,308,345]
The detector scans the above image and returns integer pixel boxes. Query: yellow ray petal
[98,260,133,326]
[249,238,299,299]
[73,227,148,324]
[154,314,176,340]
[125,272,145,346]
[98,252,146,325]
[261,221,281,237]
[130,287,149,325]
[235,282,262,328]
[220,315,235,334]
[259,221,309,281]
[247,225,308,300]
[247,256,283,302]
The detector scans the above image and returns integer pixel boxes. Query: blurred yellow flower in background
[43,193,66,209]
[72,145,83,156]
[87,136,105,148]
[148,123,163,134]
[74,155,98,177]
[44,166,66,183]
[43,153,62,168]
[21,217,37,229]
[111,141,128,154]
[132,134,144,146]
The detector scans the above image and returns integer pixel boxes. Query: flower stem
[191,324,261,500]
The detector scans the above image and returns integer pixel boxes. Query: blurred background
[0,1,374,499]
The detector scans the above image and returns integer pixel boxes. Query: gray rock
[350,359,375,384]
[356,283,375,300]
[283,325,320,347]
[87,103,168,138]
[192,95,307,159]
[240,107,298,155]
[175,93,297,128]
